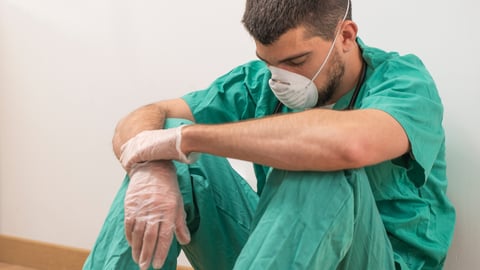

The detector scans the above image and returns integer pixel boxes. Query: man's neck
[330,44,363,104]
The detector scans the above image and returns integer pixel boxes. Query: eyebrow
[256,51,311,66]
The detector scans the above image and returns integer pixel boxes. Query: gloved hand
[124,161,191,270]
[120,125,199,171]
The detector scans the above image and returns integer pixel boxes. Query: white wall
[0,0,477,269]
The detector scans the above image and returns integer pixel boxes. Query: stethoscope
[273,60,367,114]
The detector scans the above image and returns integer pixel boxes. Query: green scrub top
[182,38,455,269]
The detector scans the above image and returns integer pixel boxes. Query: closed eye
[285,60,306,67]
[283,54,309,67]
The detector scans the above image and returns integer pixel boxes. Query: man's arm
[181,108,409,171]
[112,98,194,160]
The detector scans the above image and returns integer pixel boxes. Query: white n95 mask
[267,0,350,110]
[268,30,340,110]
[268,67,319,110]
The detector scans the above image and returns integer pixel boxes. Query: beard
[315,50,345,107]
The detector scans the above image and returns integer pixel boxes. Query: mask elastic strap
[308,0,351,84]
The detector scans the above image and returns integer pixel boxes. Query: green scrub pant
[83,119,397,270]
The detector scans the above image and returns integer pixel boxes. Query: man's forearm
[112,99,194,160]
[180,108,409,171]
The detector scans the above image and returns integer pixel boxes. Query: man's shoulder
[358,38,430,79]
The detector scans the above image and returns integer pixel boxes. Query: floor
[0,263,38,270]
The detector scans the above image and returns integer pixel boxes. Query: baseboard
[0,234,90,270]
[0,234,193,270]
[177,267,193,270]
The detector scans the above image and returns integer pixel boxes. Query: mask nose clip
[270,78,291,85]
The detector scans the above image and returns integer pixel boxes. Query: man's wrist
[177,125,199,164]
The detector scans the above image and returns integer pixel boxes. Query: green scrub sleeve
[181,60,277,194]
[359,54,444,186]
[181,60,277,125]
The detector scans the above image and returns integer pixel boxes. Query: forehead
[255,26,329,65]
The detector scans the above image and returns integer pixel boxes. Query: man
[84,0,455,269]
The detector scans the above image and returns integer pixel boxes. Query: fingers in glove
[138,222,160,270]
[151,222,175,269]
[174,207,191,245]
[131,219,146,264]
[120,144,137,171]
[125,217,135,246]
[120,131,163,170]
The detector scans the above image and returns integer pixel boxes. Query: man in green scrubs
[83,0,455,269]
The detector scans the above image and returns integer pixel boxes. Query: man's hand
[124,161,191,270]
[120,126,199,171]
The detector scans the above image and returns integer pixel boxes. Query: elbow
[112,116,129,160]
[112,133,122,160]
[340,138,372,169]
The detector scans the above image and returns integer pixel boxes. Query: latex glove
[120,125,199,171]
[124,161,191,270]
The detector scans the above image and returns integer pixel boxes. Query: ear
[339,21,358,53]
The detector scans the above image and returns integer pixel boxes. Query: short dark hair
[242,0,352,45]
